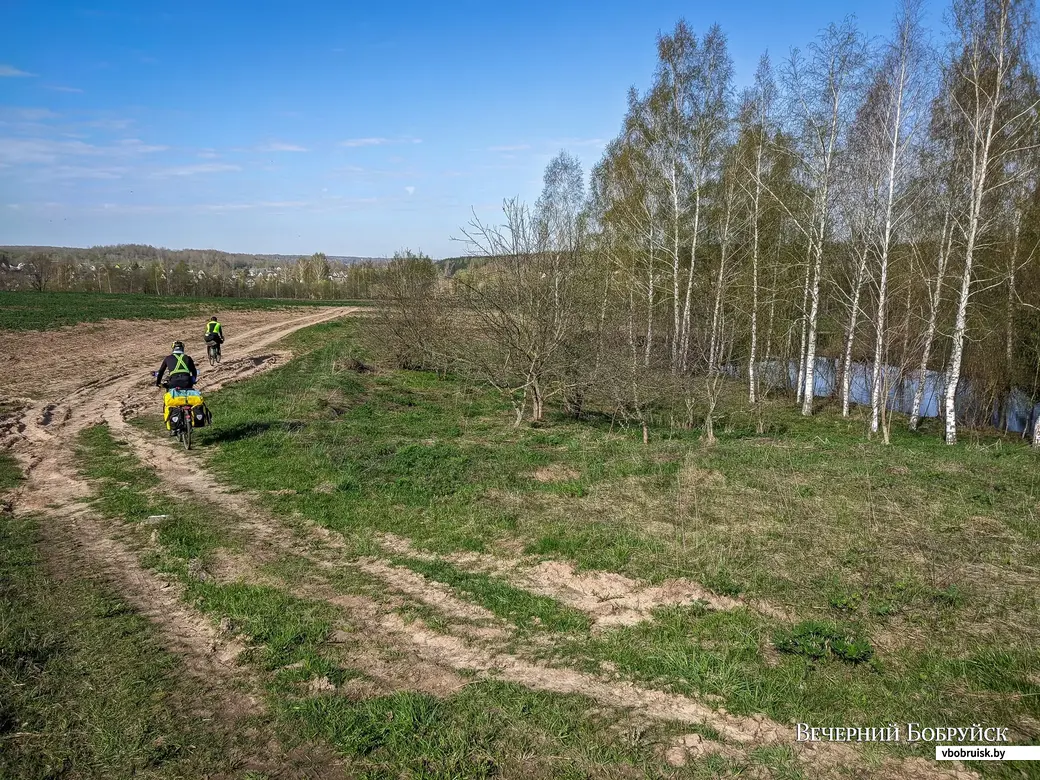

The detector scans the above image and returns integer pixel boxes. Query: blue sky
[0,0,944,258]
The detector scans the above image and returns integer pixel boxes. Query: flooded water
[752,358,1037,435]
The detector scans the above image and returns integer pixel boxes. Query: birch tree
[941,0,1038,444]
[784,20,867,415]
[860,0,930,435]
[683,27,733,372]
[738,54,778,403]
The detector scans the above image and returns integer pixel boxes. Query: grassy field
[0,290,370,331]
[184,319,1036,776]
[72,426,718,779]
[7,314,1039,778]
[0,452,277,779]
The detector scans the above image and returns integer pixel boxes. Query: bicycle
[206,339,222,366]
[153,373,197,451]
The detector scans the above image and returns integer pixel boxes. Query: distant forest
[0,244,393,300]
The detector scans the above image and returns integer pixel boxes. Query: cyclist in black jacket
[155,341,198,390]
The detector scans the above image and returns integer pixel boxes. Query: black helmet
[209,315,218,321]
[172,341,185,352]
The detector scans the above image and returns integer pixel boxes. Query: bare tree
[783,19,867,415]
[26,252,53,292]
[859,0,931,436]
[453,156,590,423]
[941,0,1039,444]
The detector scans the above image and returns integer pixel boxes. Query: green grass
[73,423,803,778]
[0,290,369,331]
[288,682,684,780]
[0,465,259,777]
[0,452,23,492]
[183,319,1039,776]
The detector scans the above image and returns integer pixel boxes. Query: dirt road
[0,306,358,778]
[2,306,357,514]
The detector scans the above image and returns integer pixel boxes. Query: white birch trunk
[670,163,682,373]
[801,225,824,416]
[645,243,655,367]
[708,181,734,373]
[678,188,701,372]
[795,234,813,403]
[943,8,1008,445]
[841,243,869,417]
[748,157,762,402]
[909,214,952,430]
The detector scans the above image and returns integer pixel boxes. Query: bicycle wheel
[208,345,217,366]
[181,420,192,451]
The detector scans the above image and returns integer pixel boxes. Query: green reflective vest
[206,321,222,336]
[170,353,191,375]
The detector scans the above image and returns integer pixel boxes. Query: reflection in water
[748,358,1037,435]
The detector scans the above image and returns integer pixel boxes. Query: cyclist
[205,316,224,360]
[155,341,198,435]
[155,341,198,390]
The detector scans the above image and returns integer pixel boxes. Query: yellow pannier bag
[164,390,204,407]
[164,389,205,429]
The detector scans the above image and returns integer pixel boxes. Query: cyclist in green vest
[205,316,224,358]
[155,341,198,391]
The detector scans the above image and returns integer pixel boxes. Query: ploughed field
[0,296,1036,779]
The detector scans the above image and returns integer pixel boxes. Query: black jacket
[155,352,198,386]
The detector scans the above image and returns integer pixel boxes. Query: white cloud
[340,136,422,148]
[86,118,135,131]
[114,138,168,154]
[0,107,60,122]
[0,138,96,164]
[33,165,127,181]
[44,85,84,93]
[340,137,390,148]
[404,186,415,195]
[255,141,309,152]
[488,144,531,152]
[0,135,167,164]
[200,200,310,212]
[0,65,35,78]
[151,163,240,177]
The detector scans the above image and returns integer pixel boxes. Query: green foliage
[828,592,863,612]
[773,621,874,664]
[0,513,243,778]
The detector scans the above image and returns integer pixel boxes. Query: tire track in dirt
[375,532,794,627]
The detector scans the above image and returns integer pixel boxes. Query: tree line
[375,0,1040,447]
[0,245,387,300]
